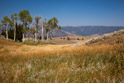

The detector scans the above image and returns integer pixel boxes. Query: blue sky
[0,0,124,26]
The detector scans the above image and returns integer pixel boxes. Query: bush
[23,41,38,45]
[67,37,70,40]
[77,38,80,40]
[63,37,65,39]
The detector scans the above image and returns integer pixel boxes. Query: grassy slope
[87,29,124,45]
[0,36,124,82]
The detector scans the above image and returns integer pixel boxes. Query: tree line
[0,10,61,42]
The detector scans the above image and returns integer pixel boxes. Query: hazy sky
[0,0,124,26]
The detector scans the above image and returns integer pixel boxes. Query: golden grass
[0,42,122,58]
[0,38,124,82]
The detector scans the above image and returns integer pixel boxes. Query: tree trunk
[35,27,37,42]
[50,30,53,40]
[22,34,25,42]
[47,32,49,41]
[41,23,44,41]
[6,24,8,40]
[22,24,24,42]
[33,34,35,42]
[14,22,16,41]
[27,25,30,42]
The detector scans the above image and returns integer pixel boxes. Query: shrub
[77,38,80,40]
[63,37,65,39]
[67,37,70,40]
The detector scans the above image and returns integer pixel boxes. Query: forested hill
[61,26,124,36]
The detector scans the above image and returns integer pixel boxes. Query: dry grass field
[0,35,124,83]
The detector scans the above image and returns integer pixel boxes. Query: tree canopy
[0,10,61,42]
[1,16,11,25]
[19,10,32,26]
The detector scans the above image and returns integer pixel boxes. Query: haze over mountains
[54,26,124,37]
[1,26,124,37]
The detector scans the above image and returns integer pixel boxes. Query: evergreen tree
[16,24,23,41]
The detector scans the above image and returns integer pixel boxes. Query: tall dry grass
[0,44,124,83]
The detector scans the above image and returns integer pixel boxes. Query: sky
[0,0,124,26]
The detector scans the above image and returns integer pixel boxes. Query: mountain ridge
[60,26,124,36]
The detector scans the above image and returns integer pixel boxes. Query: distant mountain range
[1,26,124,37]
[54,26,124,37]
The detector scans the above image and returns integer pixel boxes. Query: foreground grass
[0,44,124,83]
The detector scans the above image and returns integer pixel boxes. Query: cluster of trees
[0,10,61,42]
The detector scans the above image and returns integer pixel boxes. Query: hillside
[53,30,77,37]
[61,26,124,36]
[0,35,21,46]
[85,29,124,45]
